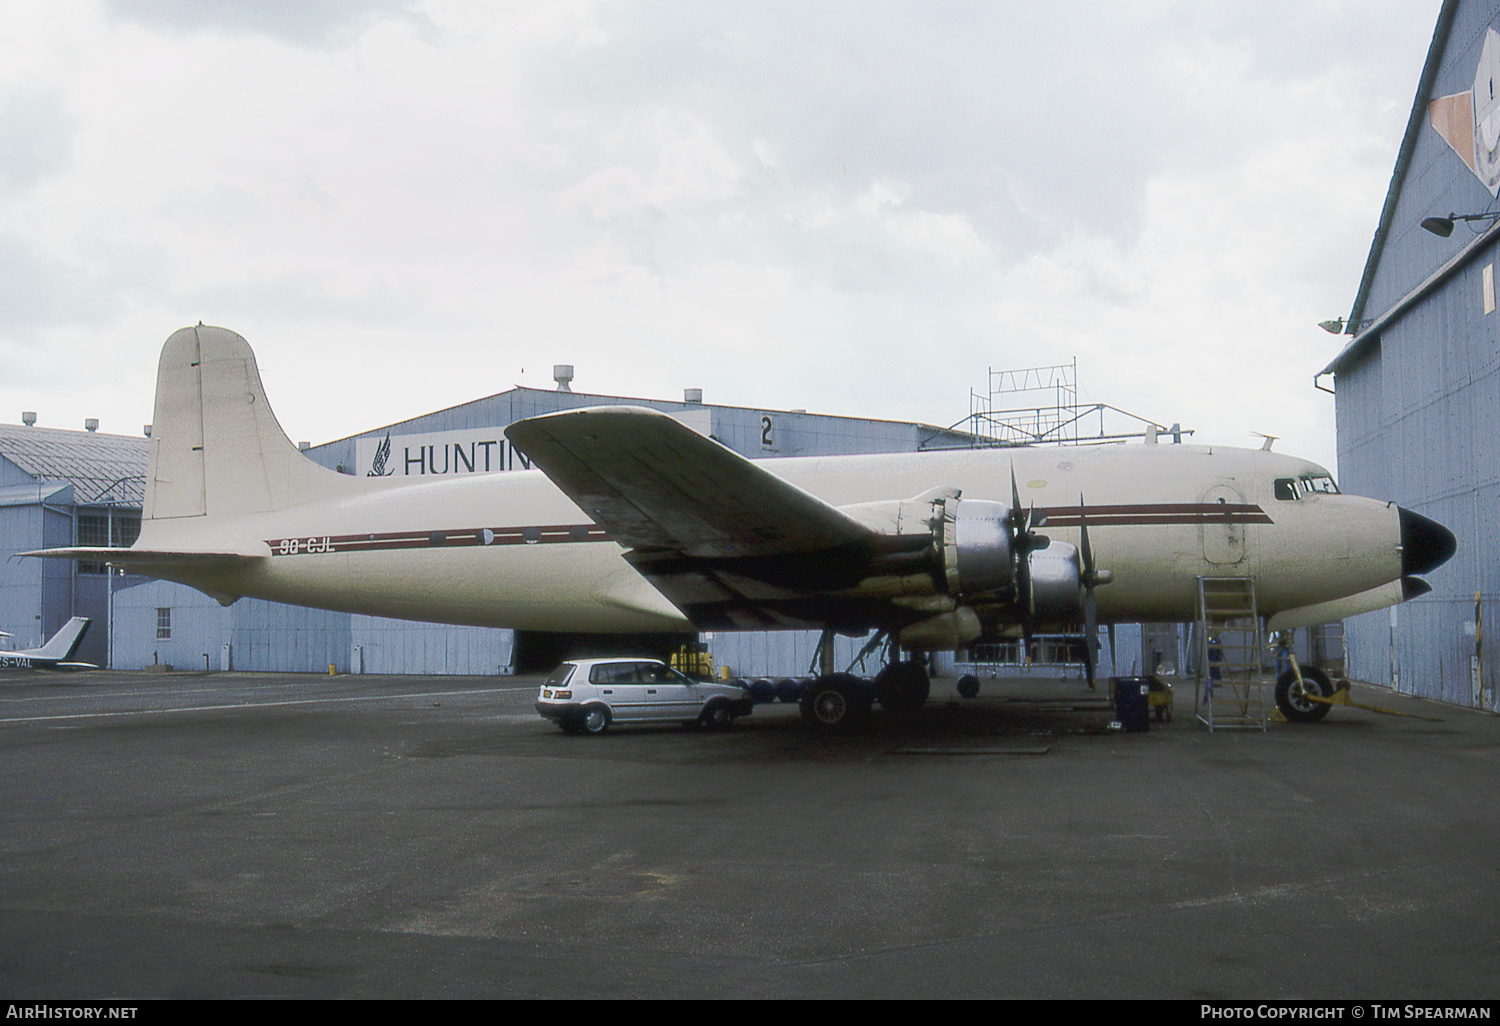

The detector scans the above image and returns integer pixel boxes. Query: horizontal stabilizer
[21,546,264,568]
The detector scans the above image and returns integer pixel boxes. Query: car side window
[646,664,687,685]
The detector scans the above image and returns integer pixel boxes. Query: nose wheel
[1275,666,1334,723]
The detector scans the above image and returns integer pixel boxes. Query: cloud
[102,0,429,48]
[0,232,122,336]
[0,86,77,193]
[0,0,1444,472]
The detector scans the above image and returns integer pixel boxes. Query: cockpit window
[1300,475,1339,494]
[1274,478,1298,501]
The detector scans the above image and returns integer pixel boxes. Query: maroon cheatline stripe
[265,503,1274,557]
[266,524,612,556]
[1037,503,1274,526]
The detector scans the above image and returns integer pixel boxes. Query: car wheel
[580,705,611,735]
[1275,666,1334,723]
[701,701,735,729]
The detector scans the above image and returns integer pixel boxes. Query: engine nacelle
[1025,539,1083,628]
[897,606,983,649]
[839,490,1090,640]
[941,498,1013,596]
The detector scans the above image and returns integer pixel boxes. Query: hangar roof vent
[553,365,574,392]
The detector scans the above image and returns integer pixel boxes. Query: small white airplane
[0,617,96,671]
[27,326,1455,726]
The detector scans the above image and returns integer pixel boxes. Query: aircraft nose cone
[1399,507,1457,577]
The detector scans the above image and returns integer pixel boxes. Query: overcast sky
[0,0,1443,473]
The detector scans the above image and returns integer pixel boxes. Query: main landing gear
[874,659,931,714]
[798,631,931,732]
[799,673,872,732]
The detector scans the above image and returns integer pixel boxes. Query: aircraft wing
[507,406,886,629]
[505,406,873,558]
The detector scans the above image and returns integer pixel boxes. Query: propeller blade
[1009,462,1034,623]
[1083,586,1098,688]
[1078,493,1094,579]
[1079,493,1098,688]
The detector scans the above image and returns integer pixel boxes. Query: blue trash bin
[1111,677,1151,733]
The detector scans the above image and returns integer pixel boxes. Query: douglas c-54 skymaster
[28,326,1455,728]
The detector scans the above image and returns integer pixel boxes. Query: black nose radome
[1399,508,1457,577]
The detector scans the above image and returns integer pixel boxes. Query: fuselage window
[1274,478,1298,501]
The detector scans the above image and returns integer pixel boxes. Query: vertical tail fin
[29,617,90,661]
[146,325,364,520]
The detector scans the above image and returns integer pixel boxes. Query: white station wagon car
[535,658,755,735]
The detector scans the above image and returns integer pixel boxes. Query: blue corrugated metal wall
[1336,0,1500,711]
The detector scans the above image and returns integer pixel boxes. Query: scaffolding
[951,360,1191,447]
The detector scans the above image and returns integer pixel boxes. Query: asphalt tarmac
[0,669,1495,1000]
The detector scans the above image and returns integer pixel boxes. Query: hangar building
[0,422,150,667]
[1319,0,1500,711]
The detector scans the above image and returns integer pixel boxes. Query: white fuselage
[141,441,1402,634]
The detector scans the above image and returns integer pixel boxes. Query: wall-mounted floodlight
[1420,211,1500,237]
[1317,317,1371,335]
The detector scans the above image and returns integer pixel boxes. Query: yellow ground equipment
[670,641,715,682]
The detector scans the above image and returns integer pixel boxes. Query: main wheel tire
[580,704,611,735]
[800,673,871,732]
[956,674,981,699]
[875,660,930,715]
[1275,666,1334,723]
